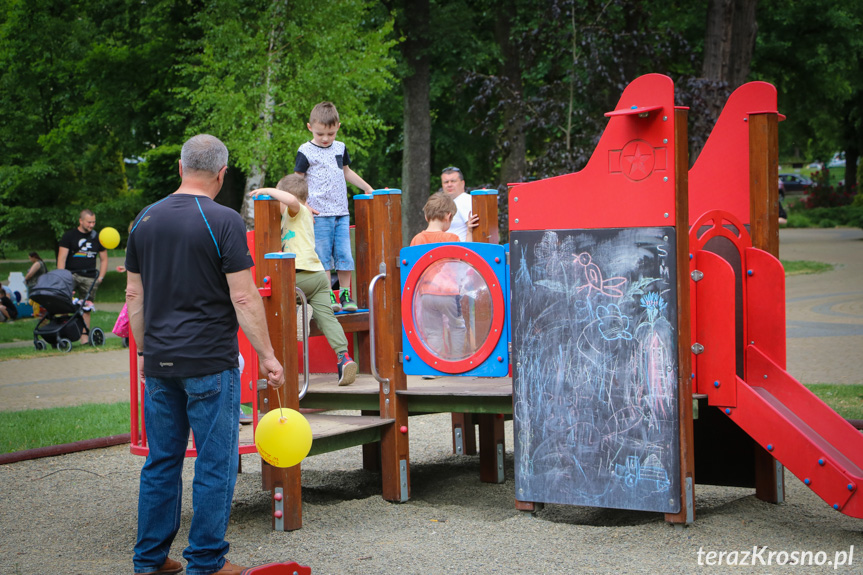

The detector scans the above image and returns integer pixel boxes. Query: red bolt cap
[400,425,408,434]
[274,510,283,518]
[274,492,283,501]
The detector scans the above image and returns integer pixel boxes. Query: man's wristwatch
[137,351,144,356]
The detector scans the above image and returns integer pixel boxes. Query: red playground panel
[689,209,863,518]
[689,81,783,226]
[241,562,311,574]
[509,73,679,231]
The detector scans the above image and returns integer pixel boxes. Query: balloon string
[276,392,286,421]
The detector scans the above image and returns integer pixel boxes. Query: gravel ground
[1,413,860,575]
[1,229,860,574]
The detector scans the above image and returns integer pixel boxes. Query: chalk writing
[512,227,680,513]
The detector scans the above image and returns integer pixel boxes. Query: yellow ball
[99,227,120,250]
[254,408,312,468]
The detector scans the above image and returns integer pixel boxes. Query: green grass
[0,260,57,277]
[0,336,126,361]
[0,248,124,262]
[781,260,834,276]
[0,385,857,454]
[0,402,131,453]
[0,310,120,344]
[95,270,127,302]
[805,384,863,420]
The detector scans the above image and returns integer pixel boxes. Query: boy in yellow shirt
[250,174,357,385]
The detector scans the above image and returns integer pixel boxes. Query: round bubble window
[411,258,493,361]
[401,245,506,374]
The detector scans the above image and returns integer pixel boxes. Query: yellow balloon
[99,227,121,250]
[254,408,312,468]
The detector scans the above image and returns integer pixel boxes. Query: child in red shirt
[410,192,466,359]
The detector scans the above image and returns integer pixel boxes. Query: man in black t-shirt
[127,134,284,575]
[57,208,108,343]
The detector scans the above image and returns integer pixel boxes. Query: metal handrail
[368,271,389,387]
[295,287,310,400]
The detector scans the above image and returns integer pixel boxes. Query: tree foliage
[1,0,859,253]
[182,0,397,224]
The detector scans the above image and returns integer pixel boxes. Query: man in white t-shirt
[440,166,479,242]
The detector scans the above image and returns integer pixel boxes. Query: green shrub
[786,212,813,228]
[818,219,838,228]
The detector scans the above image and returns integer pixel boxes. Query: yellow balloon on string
[254,407,313,468]
[99,227,121,249]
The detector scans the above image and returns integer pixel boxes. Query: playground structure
[128,74,862,533]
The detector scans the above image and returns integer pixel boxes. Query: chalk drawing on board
[512,227,680,513]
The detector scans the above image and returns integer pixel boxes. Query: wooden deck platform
[299,373,513,414]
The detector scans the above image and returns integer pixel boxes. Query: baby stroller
[29,269,105,352]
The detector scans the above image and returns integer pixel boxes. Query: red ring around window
[401,245,505,373]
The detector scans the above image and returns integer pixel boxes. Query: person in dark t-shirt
[126,134,284,575]
[57,209,108,343]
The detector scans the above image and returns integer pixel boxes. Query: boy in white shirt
[294,101,373,313]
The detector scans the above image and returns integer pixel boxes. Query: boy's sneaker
[339,288,358,312]
[330,290,341,313]
[337,352,357,386]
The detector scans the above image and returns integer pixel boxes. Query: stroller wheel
[34,340,47,351]
[90,327,105,347]
[57,338,73,353]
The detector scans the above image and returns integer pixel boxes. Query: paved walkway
[780,228,863,385]
[0,228,860,413]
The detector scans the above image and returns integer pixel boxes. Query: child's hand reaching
[467,211,480,230]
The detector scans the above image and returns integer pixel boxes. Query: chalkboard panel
[512,227,680,513]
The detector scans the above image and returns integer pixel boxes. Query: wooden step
[307,310,369,337]
[299,372,513,414]
[305,413,394,456]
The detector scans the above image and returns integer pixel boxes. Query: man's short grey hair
[181,134,228,174]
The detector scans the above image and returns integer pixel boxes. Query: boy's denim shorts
[313,214,354,271]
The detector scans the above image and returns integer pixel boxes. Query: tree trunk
[693,0,757,161]
[728,0,758,89]
[242,165,267,229]
[845,144,858,193]
[495,3,526,190]
[702,0,734,82]
[240,18,280,230]
[399,0,431,246]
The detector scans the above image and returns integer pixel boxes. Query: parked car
[827,152,846,168]
[778,173,813,193]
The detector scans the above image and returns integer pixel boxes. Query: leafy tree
[182,0,398,227]
[0,0,198,251]
[753,0,862,188]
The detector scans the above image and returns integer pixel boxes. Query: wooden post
[748,112,785,504]
[254,197,302,530]
[666,107,696,525]
[470,190,501,244]
[370,191,410,502]
[471,190,507,483]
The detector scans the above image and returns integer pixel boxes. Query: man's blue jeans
[133,369,240,575]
